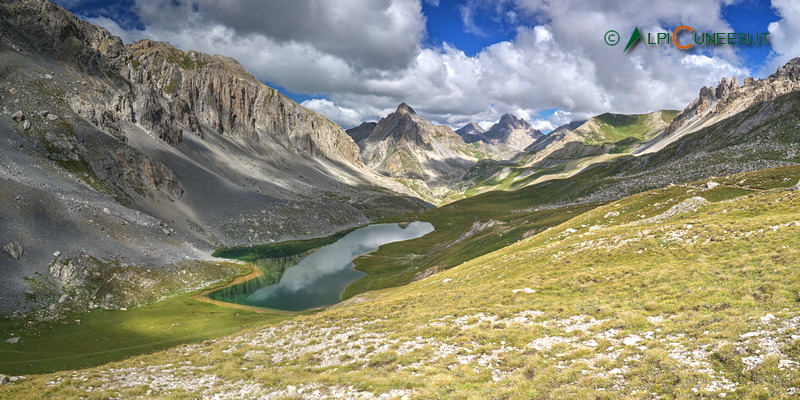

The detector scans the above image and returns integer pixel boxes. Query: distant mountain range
[456,113,544,152]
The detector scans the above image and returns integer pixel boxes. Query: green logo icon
[624,27,646,52]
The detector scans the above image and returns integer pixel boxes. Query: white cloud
[528,118,556,132]
[764,0,800,75]
[83,0,766,130]
[301,99,364,129]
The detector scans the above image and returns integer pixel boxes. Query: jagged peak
[499,113,521,123]
[458,122,485,133]
[395,103,417,115]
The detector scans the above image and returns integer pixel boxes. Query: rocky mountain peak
[395,102,417,115]
[482,113,543,151]
[455,122,486,142]
[497,113,528,129]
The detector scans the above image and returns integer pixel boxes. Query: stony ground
[3,167,800,399]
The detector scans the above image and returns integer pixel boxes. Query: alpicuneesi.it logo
[604,26,770,51]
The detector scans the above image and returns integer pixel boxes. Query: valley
[1,0,800,398]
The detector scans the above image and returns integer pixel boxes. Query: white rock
[760,313,776,324]
[103,208,110,215]
[705,181,720,189]
[53,251,61,257]
[512,288,535,294]
[623,335,642,346]
[47,114,58,121]
[5,337,20,344]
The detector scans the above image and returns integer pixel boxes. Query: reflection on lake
[208,222,433,311]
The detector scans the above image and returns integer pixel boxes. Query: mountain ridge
[0,0,427,314]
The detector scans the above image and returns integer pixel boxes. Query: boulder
[5,337,20,344]
[0,375,8,385]
[21,120,31,130]
[47,113,59,121]
[11,111,24,122]
[3,242,24,260]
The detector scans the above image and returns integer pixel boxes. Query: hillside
[0,0,425,314]
[459,110,677,198]
[5,165,800,399]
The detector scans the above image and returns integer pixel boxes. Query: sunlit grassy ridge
[5,165,800,399]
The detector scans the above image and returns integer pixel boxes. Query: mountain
[347,103,487,201]
[457,114,543,152]
[454,122,486,142]
[463,110,677,195]
[0,0,425,313]
[524,111,676,159]
[637,60,800,155]
[345,122,377,144]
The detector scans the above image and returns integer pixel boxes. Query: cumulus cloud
[82,0,763,130]
[764,0,800,74]
[301,99,364,129]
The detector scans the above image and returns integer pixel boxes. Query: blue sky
[56,0,796,131]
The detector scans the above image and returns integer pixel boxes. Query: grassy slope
[344,185,602,299]
[7,165,800,399]
[588,110,678,145]
[0,276,294,375]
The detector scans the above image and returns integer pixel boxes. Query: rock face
[346,122,377,144]
[0,0,425,314]
[348,103,486,200]
[638,58,800,154]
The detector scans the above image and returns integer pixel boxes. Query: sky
[54,0,799,131]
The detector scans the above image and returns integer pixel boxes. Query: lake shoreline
[193,265,297,315]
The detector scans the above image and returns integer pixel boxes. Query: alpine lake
[207,222,434,312]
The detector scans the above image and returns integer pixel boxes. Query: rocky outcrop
[3,242,25,260]
[103,146,184,200]
[640,58,800,154]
